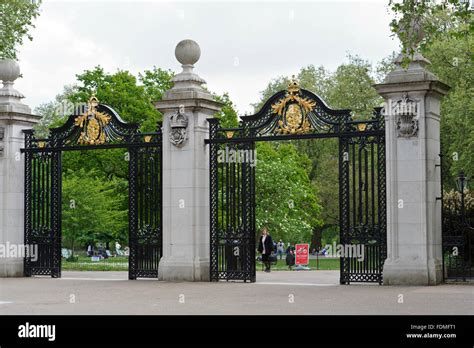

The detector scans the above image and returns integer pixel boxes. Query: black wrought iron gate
[23,97,162,279]
[128,134,163,279]
[23,137,61,277]
[207,81,386,284]
[339,134,386,284]
[440,155,473,281]
[208,131,256,282]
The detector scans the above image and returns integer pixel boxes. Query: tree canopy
[35,65,242,249]
[35,66,174,250]
[389,0,473,182]
[389,0,472,59]
[0,0,41,60]
[253,55,386,247]
[255,141,323,244]
[32,0,473,251]
[62,168,128,253]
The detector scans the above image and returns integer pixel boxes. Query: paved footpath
[0,271,472,315]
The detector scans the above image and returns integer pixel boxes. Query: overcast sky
[15,0,400,115]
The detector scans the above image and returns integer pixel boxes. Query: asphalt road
[0,271,472,315]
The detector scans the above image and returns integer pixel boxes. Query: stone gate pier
[155,40,221,281]
[0,60,40,277]
[0,39,451,286]
[375,52,449,285]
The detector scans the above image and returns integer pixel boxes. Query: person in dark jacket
[257,227,274,272]
[286,249,295,270]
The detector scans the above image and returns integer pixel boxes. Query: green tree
[388,0,474,181]
[35,66,175,179]
[34,66,174,135]
[213,92,239,128]
[68,66,173,131]
[252,65,333,111]
[255,142,323,244]
[33,85,75,137]
[296,138,340,249]
[34,66,174,253]
[326,55,382,119]
[374,51,398,83]
[388,0,472,60]
[422,15,474,181]
[0,0,41,60]
[254,57,384,247]
[254,57,382,117]
[138,66,175,103]
[62,149,129,181]
[62,168,128,255]
[36,65,238,254]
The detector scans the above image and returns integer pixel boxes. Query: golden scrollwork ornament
[74,95,111,145]
[271,77,315,135]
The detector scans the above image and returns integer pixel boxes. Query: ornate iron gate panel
[23,132,62,277]
[23,96,162,279]
[339,133,386,284]
[209,122,256,281]
[129,132,163,279]
[206,79,386,284]
[441,159,473,281]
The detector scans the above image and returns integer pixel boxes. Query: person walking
[115,241,121,256]
[87,243,93,257]
[277,240,285,260]
[258,227,274,273]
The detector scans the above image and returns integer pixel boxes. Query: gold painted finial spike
[88,92,99,108]
[287,75,300,95]
[357,123,367,132]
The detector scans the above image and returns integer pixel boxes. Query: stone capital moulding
[169,109,189,147]
[393,93,419,138]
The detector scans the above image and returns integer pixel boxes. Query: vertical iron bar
[371,142,375,227]
[365,143,369,226]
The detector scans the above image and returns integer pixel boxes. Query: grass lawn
[257,257,340,271]
[62,255,129,271]
[61,255,340,272]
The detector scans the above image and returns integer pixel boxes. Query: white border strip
[256,282,337,286]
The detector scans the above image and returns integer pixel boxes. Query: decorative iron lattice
[440,156,473,282]
[22,98,162,280]
[339,135,386,284]
[206,81,386,284]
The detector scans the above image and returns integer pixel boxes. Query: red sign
[295,243,309,265]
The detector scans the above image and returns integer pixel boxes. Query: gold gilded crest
[74,95,111,145]
[271,77,315,134]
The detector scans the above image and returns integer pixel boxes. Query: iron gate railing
[22,97,162,279]
[339,133,386,284]
[206,81,386,284]
[441,161,473,281]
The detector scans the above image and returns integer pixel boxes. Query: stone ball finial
[0,59,21,83]
[398,17,425,50]
[175,39,201,66]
